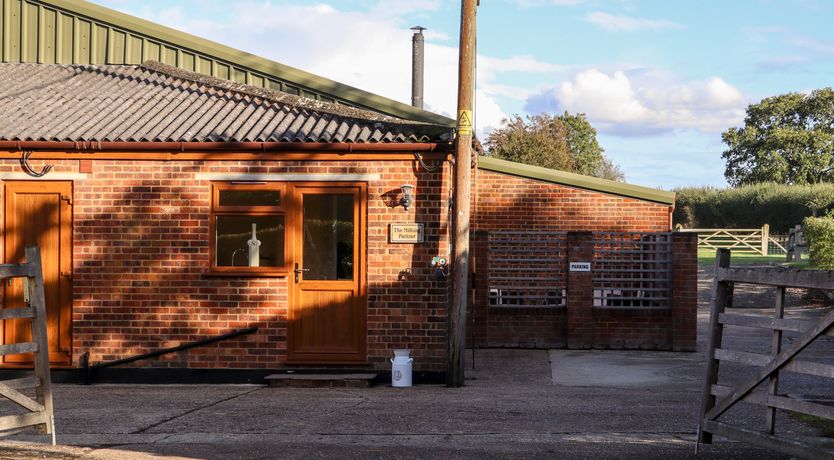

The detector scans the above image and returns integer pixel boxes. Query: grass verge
[697,248,787,265]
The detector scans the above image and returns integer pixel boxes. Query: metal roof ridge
[139,60,450,131]
[40,0,455,127]
[477,156,677,205]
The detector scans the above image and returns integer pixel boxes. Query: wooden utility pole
[447,0,477,387]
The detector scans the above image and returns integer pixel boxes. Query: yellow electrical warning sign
[457,110,473,136]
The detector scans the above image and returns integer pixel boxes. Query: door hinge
[60,270,72,280]
[60,194,73,205]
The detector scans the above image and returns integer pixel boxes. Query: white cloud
[526,68,746,136]
[745,26,834,55]
[369,0,442,18]
[557,70,648,122]
[480,83,538,100]
[585,12,682,32]
[757,55,809,71]
[475,89,508,137]
[789,34,834,55]
[480,54,565,74]
[513,0,585,6]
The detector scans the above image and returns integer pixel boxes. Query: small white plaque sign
[569,262,592,272]
[390,223,424,243]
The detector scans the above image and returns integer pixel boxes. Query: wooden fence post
[697,248,731,445]
[26,246,56,444]
[761,224,769,256]
[765,286,785,434]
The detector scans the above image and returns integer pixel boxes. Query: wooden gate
[0,246,56,444]
[677,225,771,255]
[697,249,834,458]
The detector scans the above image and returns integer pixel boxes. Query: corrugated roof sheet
[0,61,453,144]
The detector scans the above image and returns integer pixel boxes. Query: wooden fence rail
[677,225,777,256]
[0,246,56,444]
[697,249,834,459]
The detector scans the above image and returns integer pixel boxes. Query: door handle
[294,263,309,283]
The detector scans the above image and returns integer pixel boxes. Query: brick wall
[472,169,672,232]
[469,169,696,351]
[671,232,698,351]
[0,156,452,371]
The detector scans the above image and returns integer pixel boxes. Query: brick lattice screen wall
[469,169,696,351]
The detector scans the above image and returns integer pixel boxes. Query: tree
[485,112,624,181]
[722,88,834,186]
[594,157,625,182]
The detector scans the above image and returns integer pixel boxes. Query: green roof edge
[42,0,455,127]
[478,156,677,206]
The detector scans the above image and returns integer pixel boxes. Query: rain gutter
[0,141,449,153]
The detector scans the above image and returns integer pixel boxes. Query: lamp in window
[400,184,414,210]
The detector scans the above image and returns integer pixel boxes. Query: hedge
[674,183,834,233]
[803,216,834,270]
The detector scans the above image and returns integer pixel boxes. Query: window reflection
[303,194,354,280]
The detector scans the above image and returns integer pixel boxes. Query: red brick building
[0,2,695,381]
[0,62,457,376]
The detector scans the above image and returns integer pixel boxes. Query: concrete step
[264,373,377,388]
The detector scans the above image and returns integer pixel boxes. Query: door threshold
[281,361,372,368]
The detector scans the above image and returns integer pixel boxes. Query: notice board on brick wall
[390,223,424,243]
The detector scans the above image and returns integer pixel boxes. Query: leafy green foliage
[722,88,834,186]
[674,183,834,232]
[485,112,625,181]
[803,216,834,270]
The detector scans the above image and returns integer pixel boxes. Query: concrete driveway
[0,263,831,459]
[0,347,822,459]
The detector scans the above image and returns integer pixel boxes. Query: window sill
[203,270,288,278]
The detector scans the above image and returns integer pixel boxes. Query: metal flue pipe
[411,26,426,109]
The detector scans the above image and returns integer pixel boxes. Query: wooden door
[288,183,366,363]
[3,181,72,365]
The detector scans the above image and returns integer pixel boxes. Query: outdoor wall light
[400,184,414,210]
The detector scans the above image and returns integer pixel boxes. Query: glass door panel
[302,194,354,281]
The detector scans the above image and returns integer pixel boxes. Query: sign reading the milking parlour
[389,223,424,243]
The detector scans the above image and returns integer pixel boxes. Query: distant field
[697,248,787,265]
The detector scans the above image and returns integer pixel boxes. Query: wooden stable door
[3,182,72,365]
[288,184,366,363]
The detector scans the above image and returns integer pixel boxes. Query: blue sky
[94,0,834,189]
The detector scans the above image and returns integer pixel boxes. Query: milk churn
[390,349,413,387]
